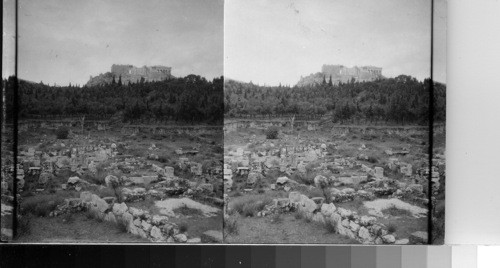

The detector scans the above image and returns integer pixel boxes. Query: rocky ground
[224,125,445,244]
[1,125,223,243]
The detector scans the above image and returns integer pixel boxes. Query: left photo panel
[1,0,224,243]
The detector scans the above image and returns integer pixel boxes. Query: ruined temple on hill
[296,64,383,87]
[86,64,173,87]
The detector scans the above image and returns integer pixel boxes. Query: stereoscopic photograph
[2,0,224,243]
[223,0,446,244]
[2,0,446,245]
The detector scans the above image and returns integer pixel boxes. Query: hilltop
[86,64,174,87]
[296,65,384,87]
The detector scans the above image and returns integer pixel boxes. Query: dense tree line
[3,75,223,124]
[224,75,446,125]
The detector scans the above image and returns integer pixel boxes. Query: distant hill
[296,64,384,87]
[86,64,174,87]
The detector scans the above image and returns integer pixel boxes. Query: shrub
[242,204,258,217]
[231,200,246,214]
[232,197,272,217]
[117,218,129,233]
[213,146,223,154]
[294,211,303,220]
[22,195,65,217]
[224,216,239,235]
[56,127,70,139]
[381,205,413,217]
[271,213,283,224]
[174,205,203,217]
[179,222,188,233]
[17,215,32,237]
[387,224,397,234]
[265,127,279,139]
[324,220,337,233]
[367,156,378,163]
[158,155,169,163]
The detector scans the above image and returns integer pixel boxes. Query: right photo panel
[223,0,446,244]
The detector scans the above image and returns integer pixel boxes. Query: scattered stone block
[320,203,336,217]
[276,176,289,185]
[382,234,396,244]
[395,239,409,245]
[150,226,164,241]
[112,202,128,215]
[105,175,120,188]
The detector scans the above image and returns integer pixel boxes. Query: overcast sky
[4,0,223,85]
[225,0,446,86]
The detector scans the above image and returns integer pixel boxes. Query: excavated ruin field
[224,124,443,244]
[7,125,224,243]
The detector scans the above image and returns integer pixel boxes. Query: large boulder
[374,167,384,179]
[67,176,80,185]
[313,175,329,188]
[151,215,169,225]
[164,166,175,178]
[320,203,337,217]
[121,212,134,228]
[276,176,289,185]
[105,175,120,188]
[382,234,396,244]
[112,202,128,216]
[359,216,377,226]
[337,208,353,218]
[104,212,117,224]
[91,194,110,213]
[150,226,164,241]
[288,191,301,203]
[128,207,145,218]
[174,234,188,243]
[312,213,325,224]
[299,195,318,214]
[358,227,373,242]
[80,191,93,202]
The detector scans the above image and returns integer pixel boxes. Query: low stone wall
[224,119,430,136]
[18,120,222,136]
[52,191,222,243]
[224,120,319,134]
[260,191,427,245]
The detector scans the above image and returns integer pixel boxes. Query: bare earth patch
[363,198,427,218]
[155,198,220,217]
